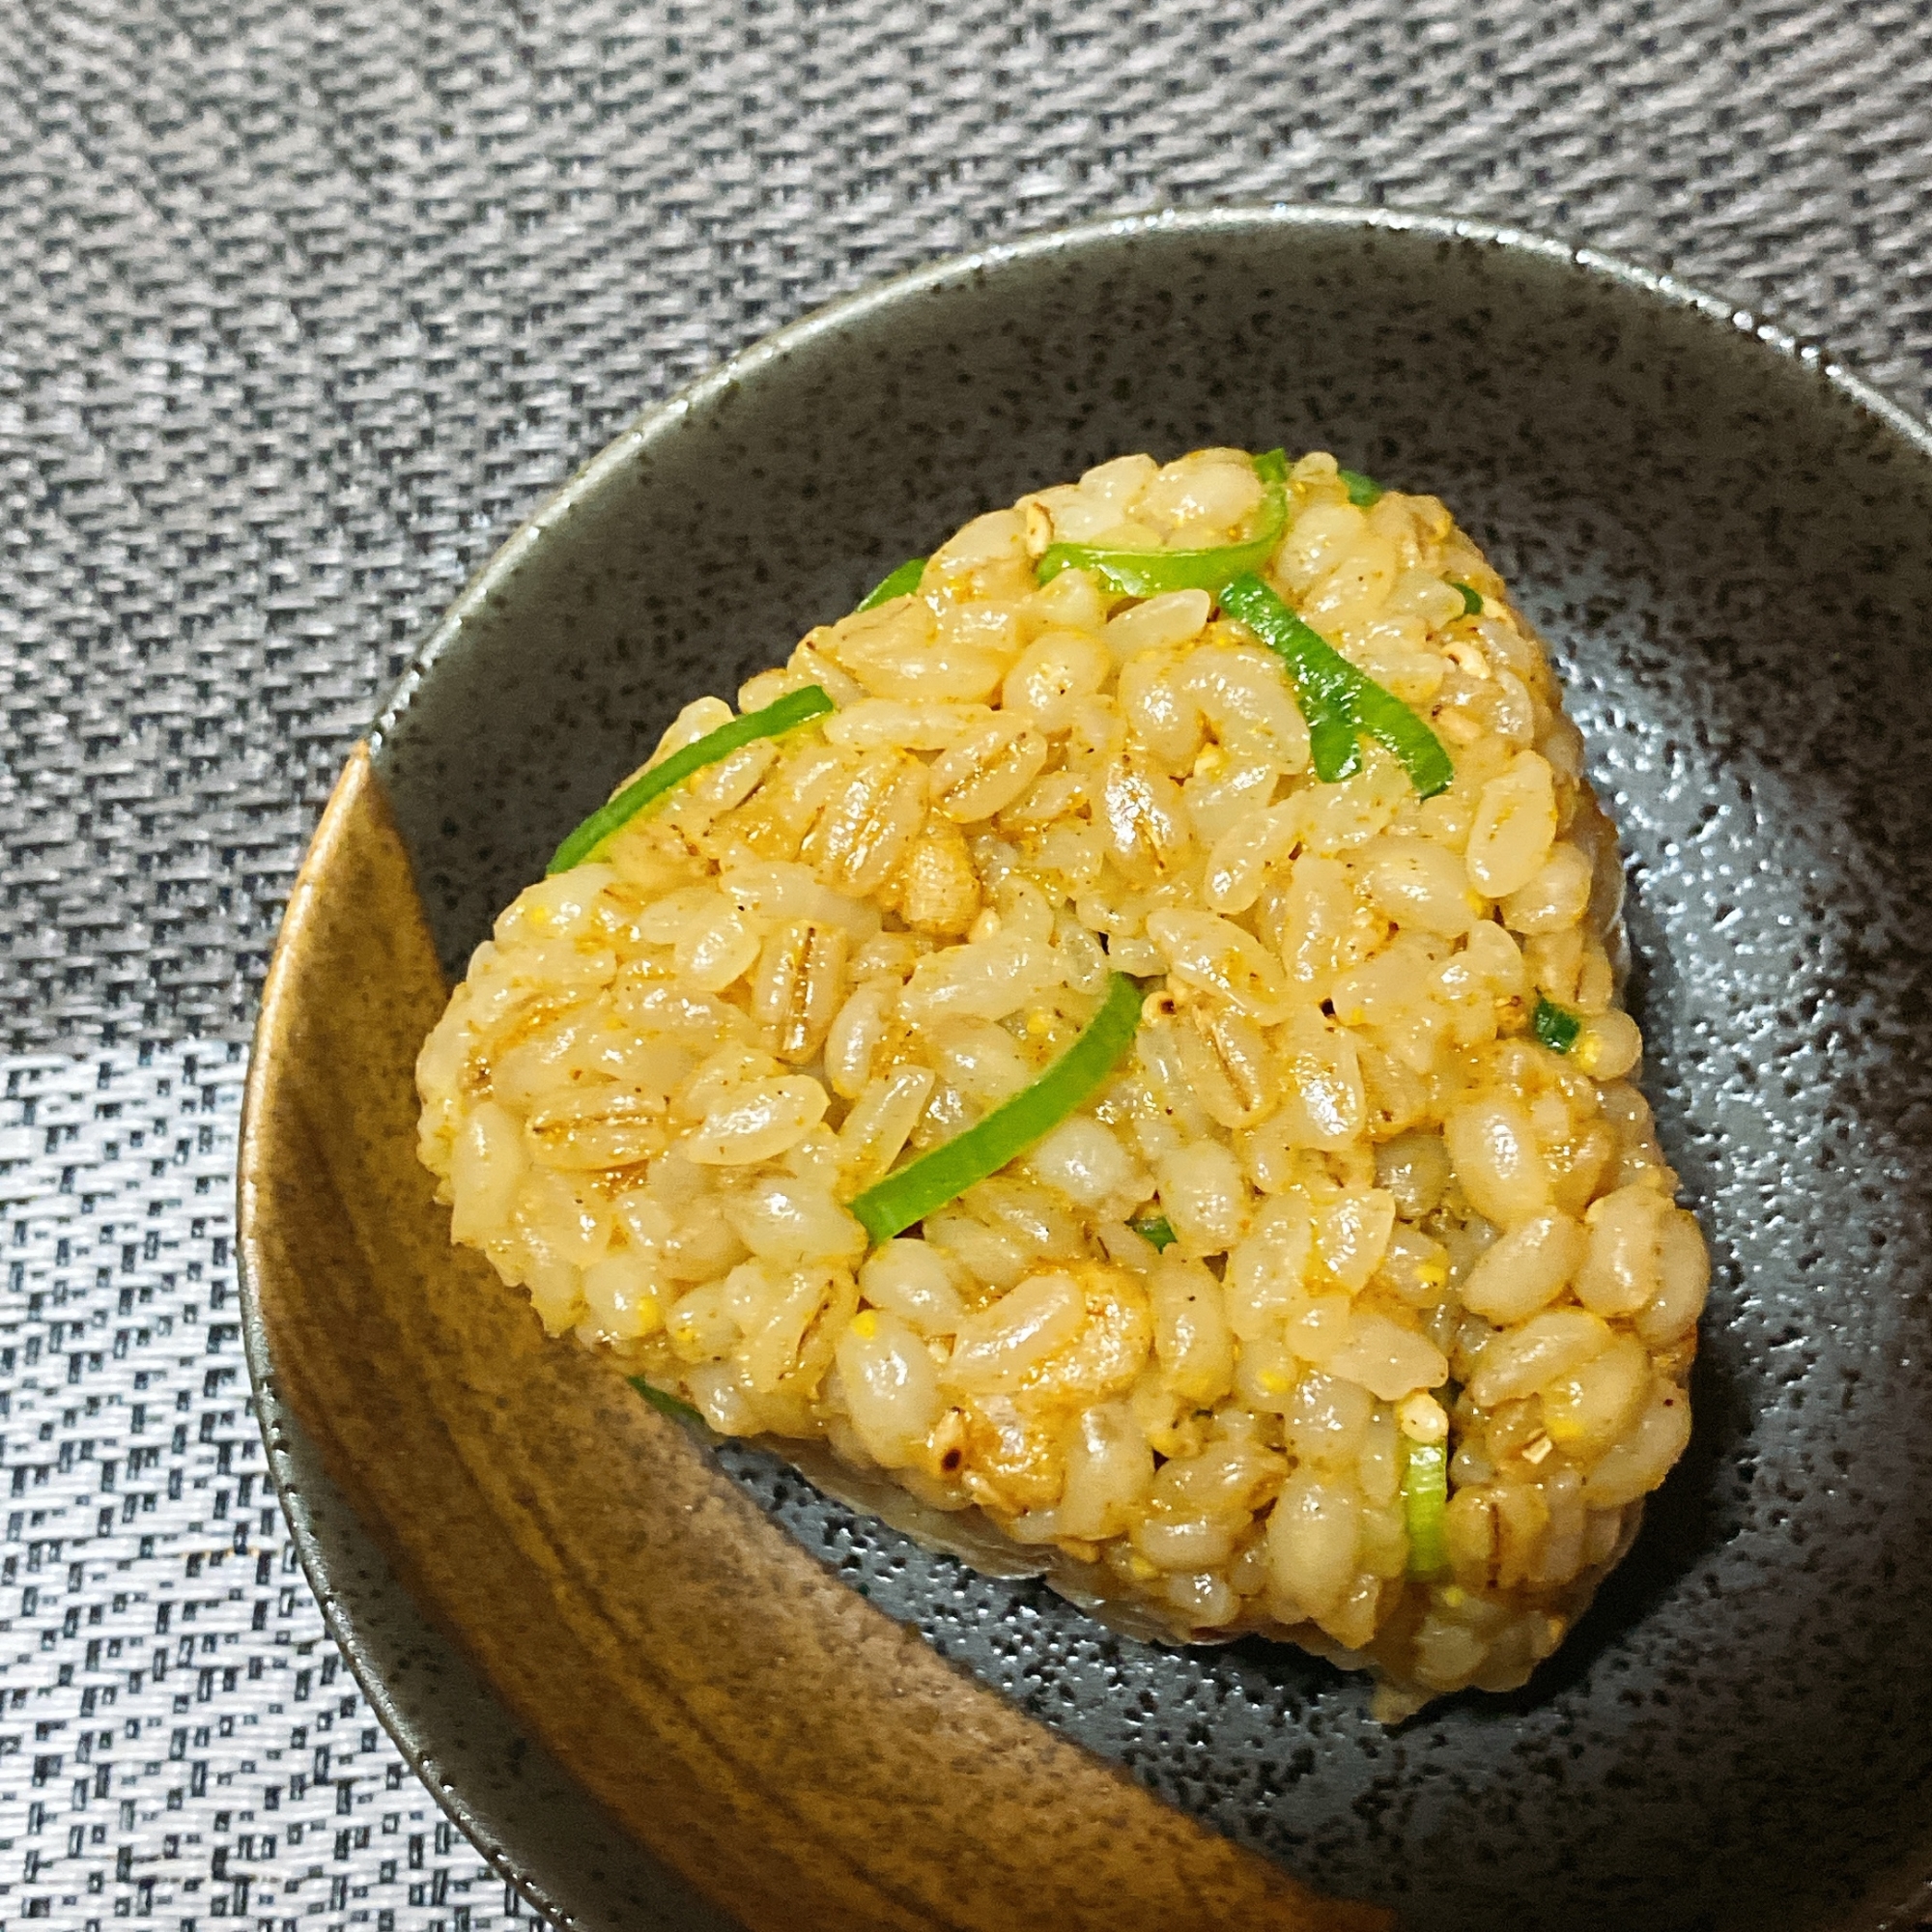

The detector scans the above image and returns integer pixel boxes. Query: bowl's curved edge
[237,750,739,1932]
[364,201,1932,781]
[252,1404,730,1932]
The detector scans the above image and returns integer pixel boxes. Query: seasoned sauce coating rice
[416,449,1708,1716]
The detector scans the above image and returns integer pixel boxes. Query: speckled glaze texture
[332,212,1932,1930]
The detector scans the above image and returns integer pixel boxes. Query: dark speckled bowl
[240,209,1932,1932]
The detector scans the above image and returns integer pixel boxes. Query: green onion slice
[1338,467,1383,508]
[551,557,919,878]
[1403,1436,1450,1577]
[630,1376,705,1428]
[1035,448,1290,598]
[856,556,927,611]
[1218,573,1455,798]
[548,684,835,874]
[849,973,1144,1245]
[1130,1214,1179,1252]
[1450,580,1483,616]
[1533,995,1583,1054]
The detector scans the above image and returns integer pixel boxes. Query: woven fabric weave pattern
[5,0,1932,1920]
[9,0,1932,1046]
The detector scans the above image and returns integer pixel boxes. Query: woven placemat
[6,0,1932,1919]
[0,1049,513,1924]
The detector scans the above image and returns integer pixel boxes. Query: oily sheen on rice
[415,448,1709,1716]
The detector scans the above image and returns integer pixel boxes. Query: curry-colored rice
[416,448,1707,1715]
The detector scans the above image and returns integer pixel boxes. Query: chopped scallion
[1218,573,1455,798]
[630,1376,705,1428]
[849,973,1144,1245]
[1403,1436,1449,1578]
[1451,580,1483,616]
[1533,996,1583,1054]
[1036,448,1290,598]
[548,684,835,874]
[1130,1214,1178,1252]
[856,556,927,611]
[1338,467,1383,508]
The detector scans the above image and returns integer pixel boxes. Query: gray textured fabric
[9,0,1932,1045]
[0,1049,512,1925]
[6,0,1932,1918]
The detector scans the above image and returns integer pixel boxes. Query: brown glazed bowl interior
[240,209,1932,1932]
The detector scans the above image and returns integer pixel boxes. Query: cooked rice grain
[416,447,1708,1716]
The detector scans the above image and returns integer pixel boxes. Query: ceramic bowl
[239,208,1932,1932]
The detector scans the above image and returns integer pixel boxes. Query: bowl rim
[237,198,1932,1931]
